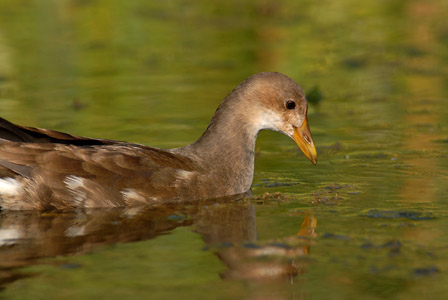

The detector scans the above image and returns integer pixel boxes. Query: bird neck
[180,99,260,193]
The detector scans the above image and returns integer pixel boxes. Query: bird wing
[0,117,116,145]
[0,119,197,210]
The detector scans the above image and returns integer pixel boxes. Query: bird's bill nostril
[292,117,317,165]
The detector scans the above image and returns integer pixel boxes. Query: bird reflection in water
[0,195,317,290]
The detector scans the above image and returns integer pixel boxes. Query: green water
[0,0,448,299]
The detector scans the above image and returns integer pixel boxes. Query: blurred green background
[0,0,447,299]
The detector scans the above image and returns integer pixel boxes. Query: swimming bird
[0,72,317,210]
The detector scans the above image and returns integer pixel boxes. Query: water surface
[0,0,447,299]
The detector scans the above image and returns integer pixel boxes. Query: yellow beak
[292,116,317,165]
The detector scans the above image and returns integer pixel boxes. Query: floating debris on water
[360,242,375,249]
[362,209,435,220]
[321,233,351,240]
[325,183,354,190]
[310,182,365,206]
[265,182,300,187]
[59,263,82,270]
[252,192,292,204]
[382,240,402,256]
[413,266,439,276]
[258,178,300,188]
[360,239,403,255]
[312,192,339,206]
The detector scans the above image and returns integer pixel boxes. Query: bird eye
[285,100,296,110]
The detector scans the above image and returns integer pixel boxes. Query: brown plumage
[0,72,317,210]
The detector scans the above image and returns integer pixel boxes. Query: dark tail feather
[0,117,113,146]
[0,118,38,142]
